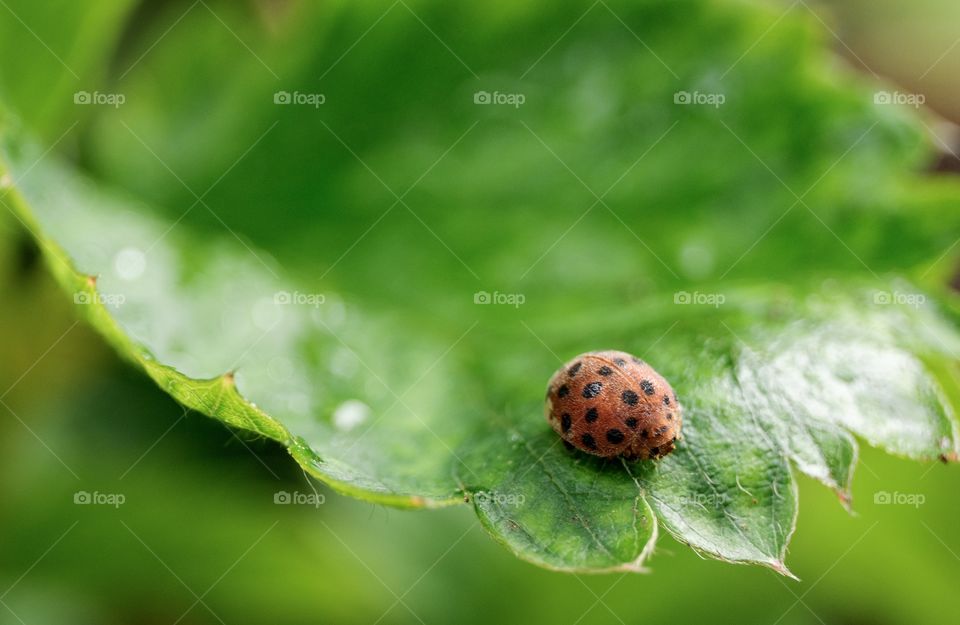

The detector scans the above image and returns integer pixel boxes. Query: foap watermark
[274,290,325,308]
[274,490,325,507]
[474,290,525,308]
[874,90,925,109]
[874,490,925,508]
[74,91,125,108]
[74,490,125,508]
[470,492,526,507]
[474,90,525,108]
[678,492,730,508]
[873,290,926,309]
[74,291,126,307]
[274,91,326,108]
[674,290,725,308]
[674,90,725,108]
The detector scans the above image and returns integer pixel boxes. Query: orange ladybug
[545,350,682,460]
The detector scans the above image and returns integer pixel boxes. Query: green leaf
[3,0,960,574]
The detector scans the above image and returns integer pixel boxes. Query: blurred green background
[1,0,959,623]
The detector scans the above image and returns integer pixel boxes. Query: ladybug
[545,350,682,460]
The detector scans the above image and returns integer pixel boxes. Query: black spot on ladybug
[561,413,571,433]
[663,395,671,405]
[568,362,582,377]
[621,390,639,406]
[640,379,655,395]
[614,358,626,366]
[640,429,649,438]
[631,357,644,365]
[557,384,569,398]
[582,382,603,398]
[667,412,673,420]
[585,407,599,423]
[655,425,669,437]
[598,366,613,376]
[625,417,638,429]
[606,429,625,444]
[581,433,597,450]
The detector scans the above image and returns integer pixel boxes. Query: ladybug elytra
[545,350,682,460]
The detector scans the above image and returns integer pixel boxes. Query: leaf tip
[614,561,652,574]
[837,489,855,515]
[768,559,799,580]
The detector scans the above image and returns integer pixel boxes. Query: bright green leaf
[2,0,960,574]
